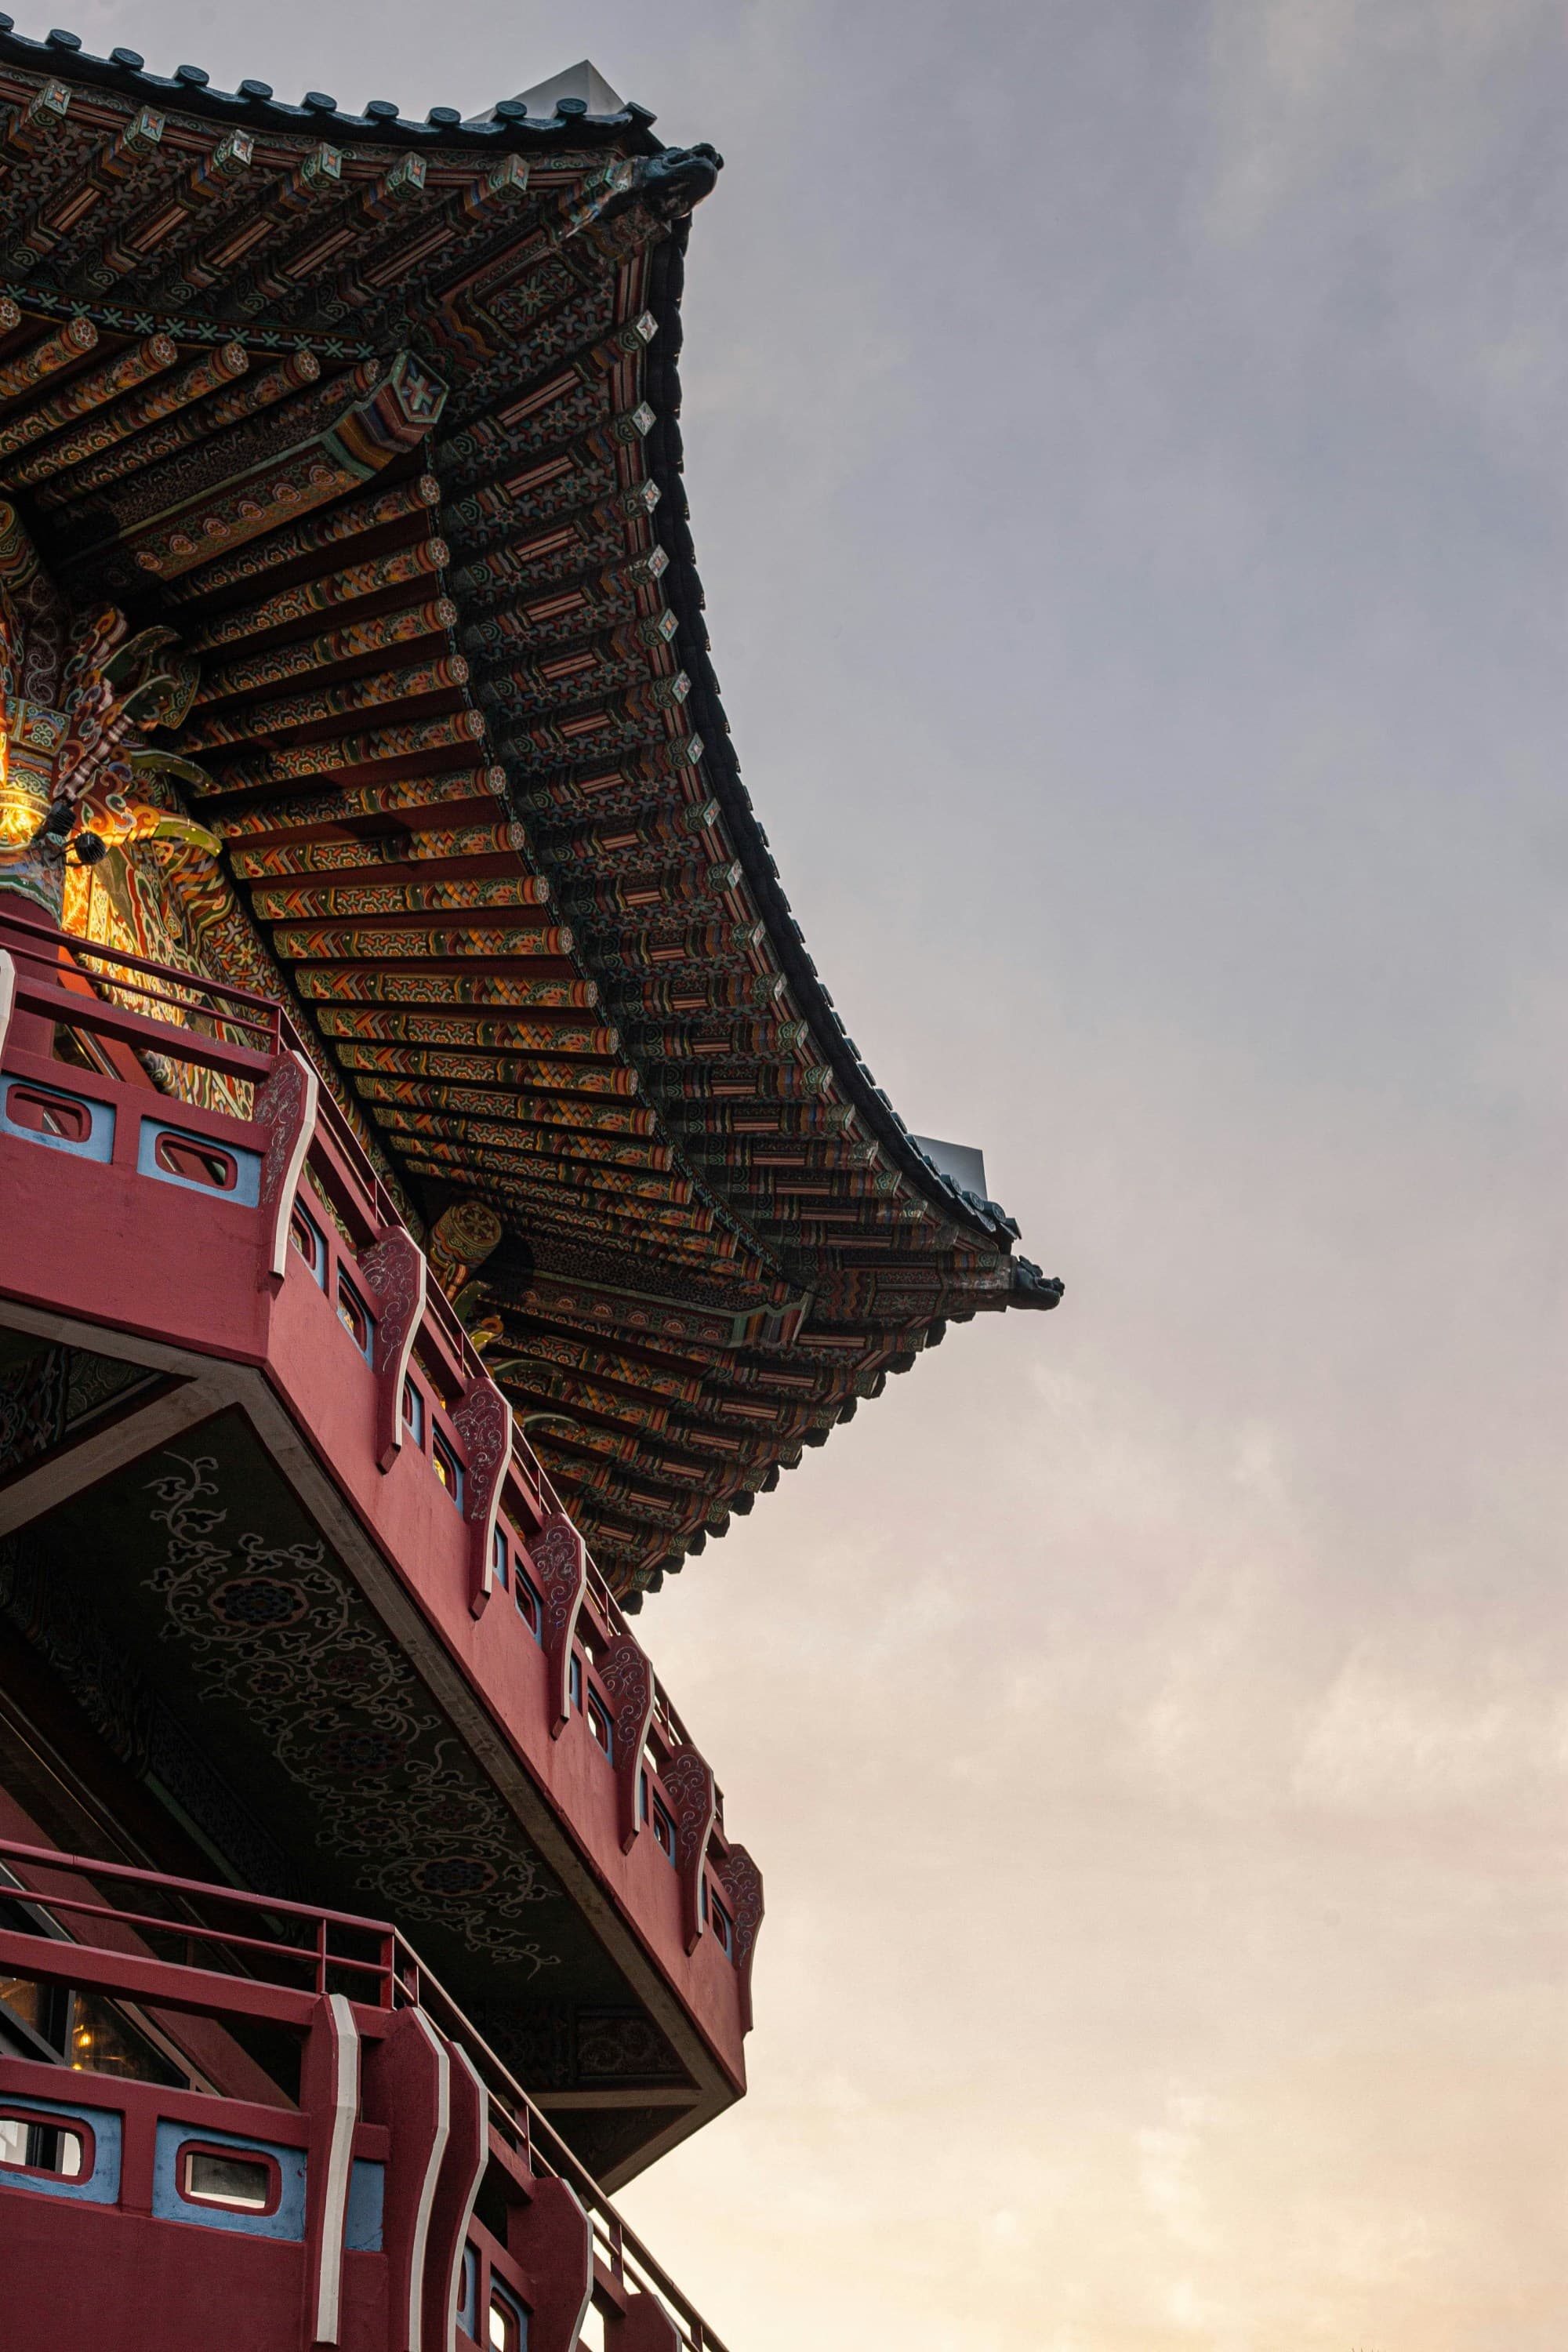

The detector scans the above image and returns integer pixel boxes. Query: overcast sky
[64,2,1568,2344]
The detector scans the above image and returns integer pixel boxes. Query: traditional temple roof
[0,22,1061,1601]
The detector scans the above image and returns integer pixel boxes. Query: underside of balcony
[0,916,758,2190]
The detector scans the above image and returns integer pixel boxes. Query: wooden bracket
[510,2176,592,2352]
[619,2292,681,2350]
[363,2005,449,2352]
[452,1374,511,1620]
[361,1225,426,1470]
[713,1840,765,2033]
[422,2038,488,2352]
[597,1635,656,1852]
[532,1512,586,1736]
[255,1047,318,1292]
[662,1746,717,1955]
[299,1991,360,2349]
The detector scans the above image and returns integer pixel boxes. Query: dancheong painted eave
[0,21,1062,1603]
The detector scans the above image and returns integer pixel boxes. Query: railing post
[598,1636,655,1852]
[254,1047,318,1292]
[0,921,54,1057]
[361,1225,427,1469]
[713,1842,764,2031]
[534,1514,588,1736]
[452,1372,512,1619]
[661,1749,717,1955]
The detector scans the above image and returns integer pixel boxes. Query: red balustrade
[0,1833,729,2351]
[0,910,760,2088]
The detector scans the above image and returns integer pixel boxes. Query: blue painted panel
[457,2241,478,2338]
[137,1118,263,1207]
[346,2157,384,2252]
[292,1201,328,1287]
[0,1076,114,1162]
[152,2118,306,2241]
[0,2092,122,2204]
[492,2277,528,2347]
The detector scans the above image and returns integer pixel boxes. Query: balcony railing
[0,909,763,2038]
[0,1832,730,2350]
[0,913,648,1621]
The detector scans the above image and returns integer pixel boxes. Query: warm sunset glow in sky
[65,1,1568,2342]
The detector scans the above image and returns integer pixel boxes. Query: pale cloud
[1163,2277,1220,2333]
[1206,0,1560,234]
[1136,2089,1230,2253]
[1204,0,1568,489]
[1293,1643,1568,1809]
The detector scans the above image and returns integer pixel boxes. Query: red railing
[0,912,699,1735]
[1,910,282,1073]
[0,1835,399,2003]
[0,1834,730,2351]
[0,911,750,1997]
